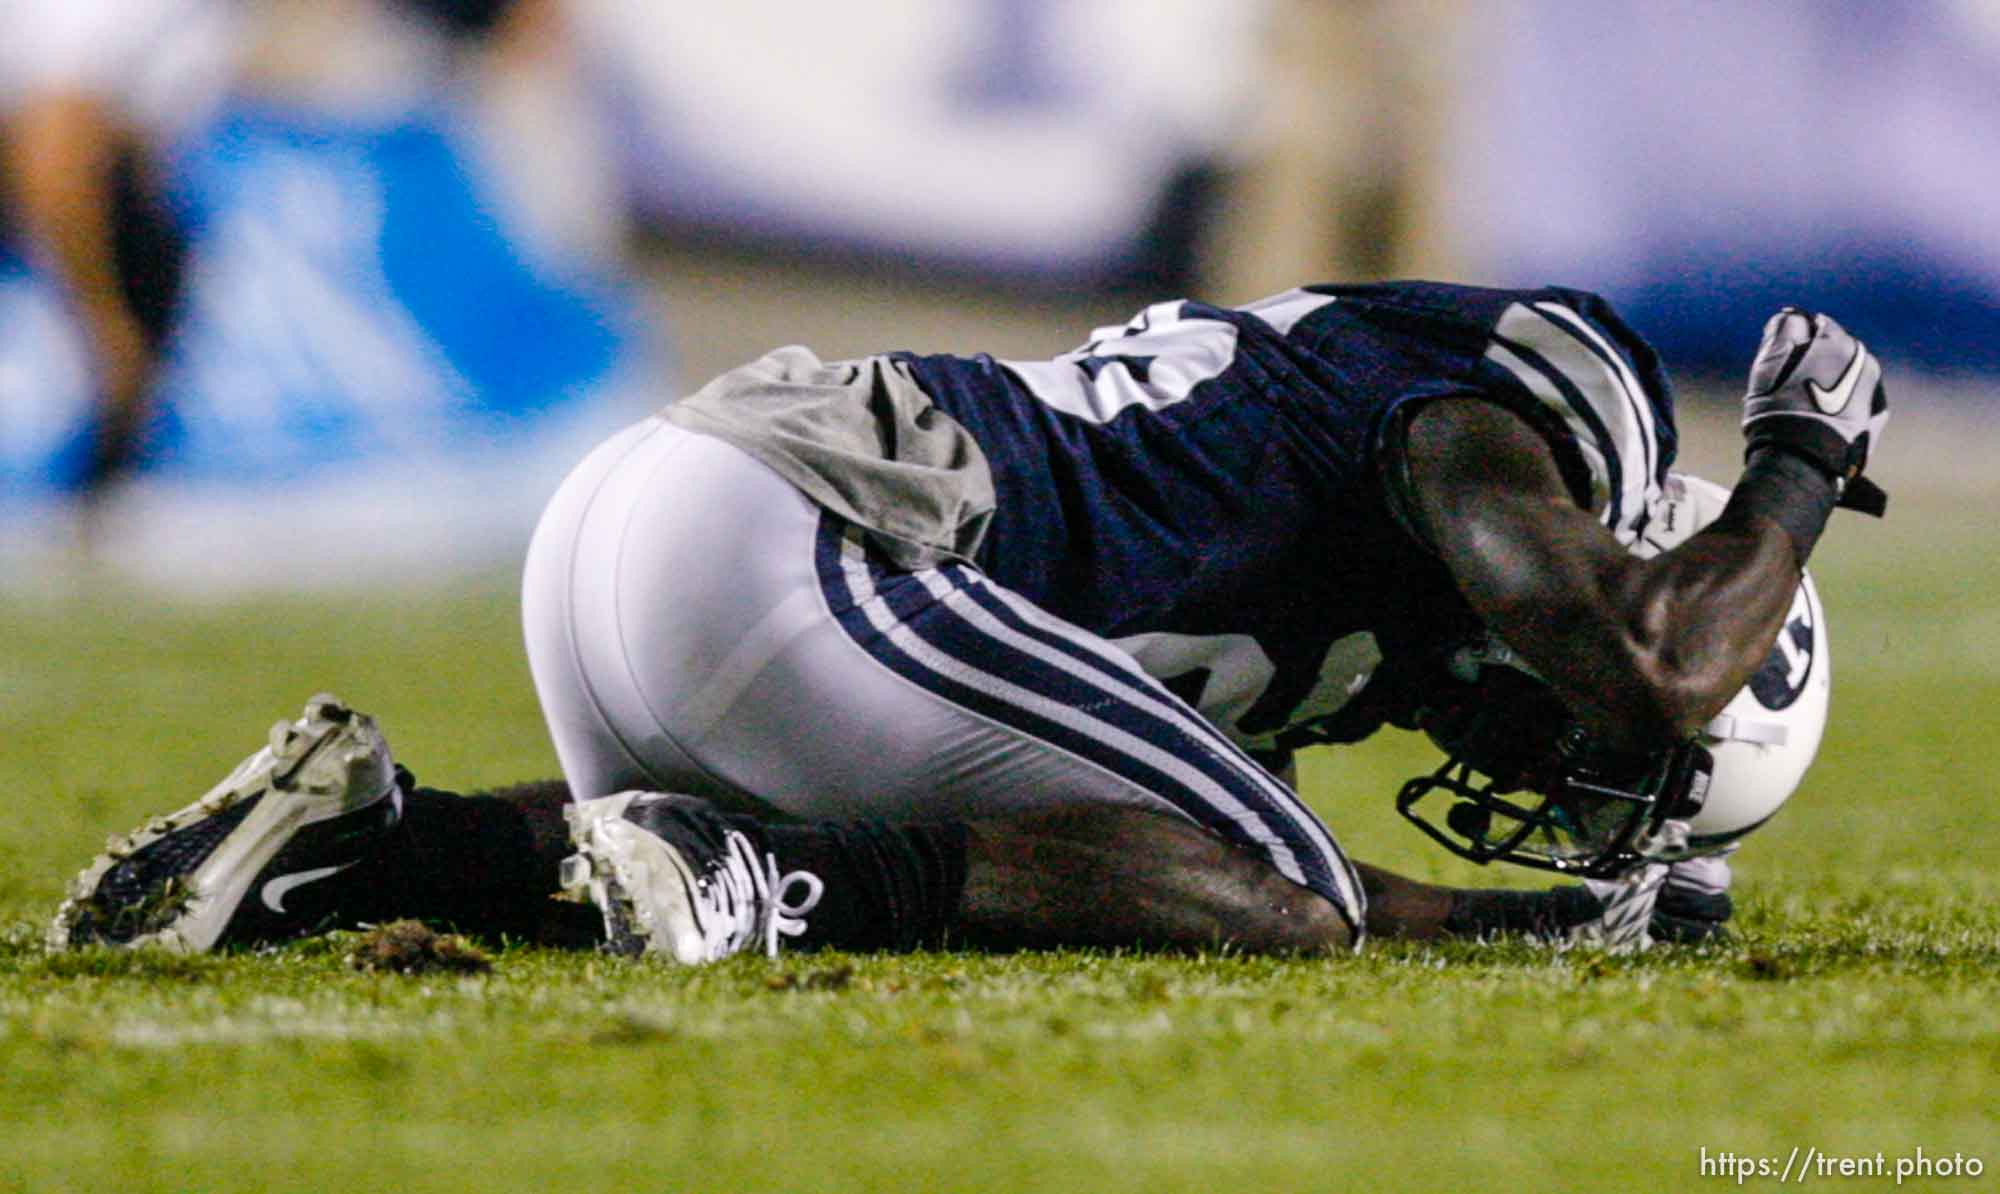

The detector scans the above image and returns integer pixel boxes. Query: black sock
[353,773,594,942]
[745,818,970,953]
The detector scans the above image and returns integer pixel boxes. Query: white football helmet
[1638,472,1828,857]
[1396,472,1829,876]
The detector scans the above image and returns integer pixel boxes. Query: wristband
[1729,447,1839,568]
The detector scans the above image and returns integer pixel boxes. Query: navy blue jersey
[894,282,1679,752]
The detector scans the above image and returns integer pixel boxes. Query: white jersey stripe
[1498,303,1647,513]
[1484,338,1618,518]
[917,570,1320,888]
[999,301,1238,425]
[989,288,1334,428]
[1488,301,1654,542]
[1533,301,1659,493]
[1240,288,1339,337]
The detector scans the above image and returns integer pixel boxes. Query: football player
[50,285,1886,959]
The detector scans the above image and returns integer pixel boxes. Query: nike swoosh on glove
[1741,308,1890,515]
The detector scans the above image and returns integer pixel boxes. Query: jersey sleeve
[1369,394,1455,556]
[1475,290,1676,546]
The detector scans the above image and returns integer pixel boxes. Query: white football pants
[520,416,1363,926]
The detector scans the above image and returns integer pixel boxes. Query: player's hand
[1572,863,1669,951]
[1741,308,1889,515]
[1566,848,1735,948]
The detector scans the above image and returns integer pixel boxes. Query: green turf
[2,492,1995,1193]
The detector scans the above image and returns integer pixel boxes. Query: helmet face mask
[1396,727,1715,878]
[1395,472,1827,879]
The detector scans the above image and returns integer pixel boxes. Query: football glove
[1563,846,1735,949]
[1741,308,1889,515]
[1573,863,1670,952]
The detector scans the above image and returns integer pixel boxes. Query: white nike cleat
[560,792,822,964]
[49,695,403,952]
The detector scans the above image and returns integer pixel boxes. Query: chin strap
[1705,713,1788,746]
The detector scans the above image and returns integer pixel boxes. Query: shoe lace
[700,830,825,961]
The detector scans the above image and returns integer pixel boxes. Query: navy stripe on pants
[812,515,1364,932]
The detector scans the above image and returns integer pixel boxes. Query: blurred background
[4,9,1995,1185]
[3,0,1996,591]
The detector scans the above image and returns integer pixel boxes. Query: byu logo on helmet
[1749,585,1815,710]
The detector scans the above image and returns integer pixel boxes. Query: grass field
[2,407,1995,1193]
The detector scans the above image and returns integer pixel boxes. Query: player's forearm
[1354,861,1605,942]
[1353,861,1453,939]
[1597,447,1845,740]
[1593,420,1855,743]
[1428,487,1792,752]
[1408,400,1799,753]
[1602,502,1800,741]
[1723,439,1843,570]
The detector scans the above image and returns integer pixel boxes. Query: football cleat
[49,695,403,952]
[559,792,823,964]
